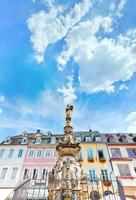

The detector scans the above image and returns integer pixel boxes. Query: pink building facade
[20,131,61,182]
[21,145,57,180]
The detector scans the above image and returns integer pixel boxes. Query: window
[85,137,91,142]
[21,137,28,144]
[23,169,29,179]
[11,168,18,179]
[101,170,109,180]
[127,149,136,158]
[78,151,82,158]
[45,149,50,158]
[89,169,96,181]
[51,137,56,144]
[0,168,8,179]
[8,149,14,158]
[87,149,93,158]
[107,135,113,143]
[4,138,11,144]
[45,138,51,144]
[133,137,136,142]
[54,150,58,157]
[111,148,121,158]
[95,136,101,142]
[37,149,42,157]
[75,137,81,142]
[119,137,123,142]
[0,149,5,158]
[36,137,41,144]
[18,149,23,157]
[118,164,131,176]
[29,149,34,157]
[42,169,48,179]
[98,150,104,159]
[32,169,38,179]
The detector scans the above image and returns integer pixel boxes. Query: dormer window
[21,137,28,144]
[51,137,56,144]
[36,137,41,144]
[85,137,91,142]
[133,137,136,142]
[4,137,11,144]
[119,137,123,142]
[95,136,101,142]
[75,137,81,142]
[45,138,51,144]
[107,135,113,143]
[119,135,127,143]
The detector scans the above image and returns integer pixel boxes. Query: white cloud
[32,0,54,7]
[27,0,92,63]
[27,0,130,95]
[57,76,77,105]
[125,111,136,132]
[57,16,136,93]
[0,96,5,102]
[125,111,136,122]
[17,90,64,119]
[0,89,134,135]
[109,2,116,12]
[0,108,2,114]
[119,84,128,90]
[115,0,126,18]
[0,89,65,133]
[57,16,113,70]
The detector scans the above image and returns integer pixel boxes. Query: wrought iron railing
[5,178,48,200]
[5,176,125,200]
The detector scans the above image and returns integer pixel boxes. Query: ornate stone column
[48,105,88,200]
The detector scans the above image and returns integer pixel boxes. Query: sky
[0,0,136,141]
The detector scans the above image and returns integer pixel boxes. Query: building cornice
[110,157,133,161]
[108,143,136,146]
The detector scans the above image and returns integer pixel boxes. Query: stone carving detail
[48,105,88,200]
[48,158,82,193]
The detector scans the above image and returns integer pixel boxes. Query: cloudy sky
[0,0,136,141]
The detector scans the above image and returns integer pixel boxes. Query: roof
[0,131,136,145]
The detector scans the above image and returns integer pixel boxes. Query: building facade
[106,133,136,199]
[0,131,136,199]
[74,131,118,199]
[0,135,27,200]
[20,131,58,181]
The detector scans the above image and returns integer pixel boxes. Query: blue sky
[0,0,136,141]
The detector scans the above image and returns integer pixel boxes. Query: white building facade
[0,136,27,200]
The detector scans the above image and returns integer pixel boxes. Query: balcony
[88,157,95,162]
[102,180,112,186]
[99,157,106,163]
[78,157,83,162]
